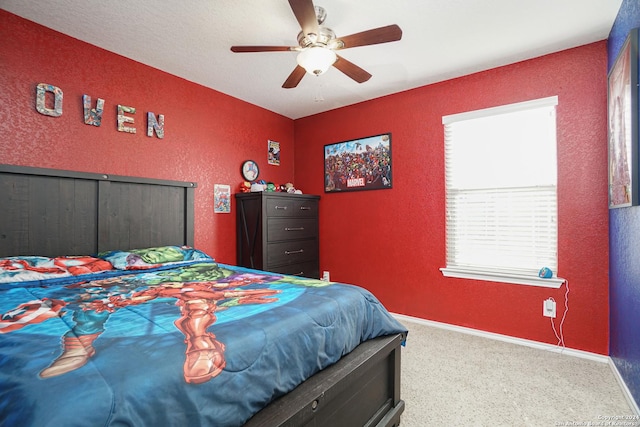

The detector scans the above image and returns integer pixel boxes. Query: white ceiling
[2,0,622,120]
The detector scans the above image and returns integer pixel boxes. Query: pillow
[0,255,113,284]
[98,246,213,270]
[0,256,71,283]
[54,256,114,276]
[0,247,213,286]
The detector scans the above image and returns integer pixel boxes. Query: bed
[0,164,407,427]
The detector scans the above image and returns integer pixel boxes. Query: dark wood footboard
[245,333,405,427]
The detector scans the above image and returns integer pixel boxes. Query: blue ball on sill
[538,267,553,278]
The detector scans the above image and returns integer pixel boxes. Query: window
[440,96,564,288]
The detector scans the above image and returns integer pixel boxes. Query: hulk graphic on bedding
[0,247,329,384]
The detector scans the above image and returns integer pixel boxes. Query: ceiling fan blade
[231,46,295,53]
[333,24,402,50]
[333,55,372,83]
[288,0,319,37]
[282,65,307,89]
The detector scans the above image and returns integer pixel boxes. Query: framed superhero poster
[324,133,392,193]
[608,28,639,208]
[214,184,231,213]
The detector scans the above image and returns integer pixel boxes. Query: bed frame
[0,164,404,427]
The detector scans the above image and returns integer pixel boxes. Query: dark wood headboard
[0,165,196,257]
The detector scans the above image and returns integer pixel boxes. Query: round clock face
[241,160,259,181]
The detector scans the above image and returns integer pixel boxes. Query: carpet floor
[398,318,636,427]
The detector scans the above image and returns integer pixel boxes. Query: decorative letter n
[147,112,164,139]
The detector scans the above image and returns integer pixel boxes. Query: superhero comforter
[0,246,407,427]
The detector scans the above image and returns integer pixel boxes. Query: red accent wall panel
[1,10,610,354]
[0,11,295,264]
[293,42,609,354]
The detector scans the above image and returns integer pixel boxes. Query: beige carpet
[398,318,636,427]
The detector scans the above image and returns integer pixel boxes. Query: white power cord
[550,280,569,348]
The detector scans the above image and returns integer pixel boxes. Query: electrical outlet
[543,298,556,318]
[322,271,330,281]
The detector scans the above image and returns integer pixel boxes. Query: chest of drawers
[235,192,320,279]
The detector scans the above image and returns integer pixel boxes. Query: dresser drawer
[267,218,318,241]
[269,261,320,279]
[266,197,318,218]
[266,239,318,266]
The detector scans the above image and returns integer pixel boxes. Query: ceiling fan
[230,0,402,89]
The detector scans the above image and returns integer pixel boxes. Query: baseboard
[608,358,640,416]
[393,313,640,415]
[392,313,609,362]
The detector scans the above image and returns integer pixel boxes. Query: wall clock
[241,160,259,181]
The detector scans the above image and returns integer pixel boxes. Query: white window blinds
[441,96,562,287]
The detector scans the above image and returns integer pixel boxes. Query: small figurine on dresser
[281,182,302,194]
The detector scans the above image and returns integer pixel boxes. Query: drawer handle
[285,227,304,231]
[285,249,304,255]
[275,206,288,210]
[300,206,311,210]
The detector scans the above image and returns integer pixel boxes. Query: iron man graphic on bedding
[0,263,282,384]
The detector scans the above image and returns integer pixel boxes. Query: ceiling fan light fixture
[296,46,336,76]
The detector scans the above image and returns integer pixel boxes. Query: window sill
[440,267,565,288]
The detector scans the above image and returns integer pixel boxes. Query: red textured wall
[294,42,610,354]
[1,11,611,353]
[0,11,294,264]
